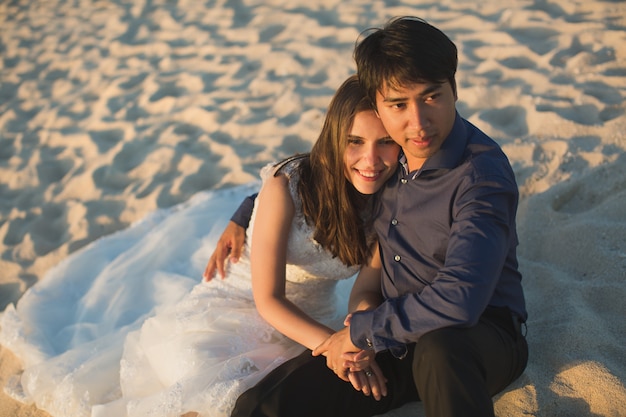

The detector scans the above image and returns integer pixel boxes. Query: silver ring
[365,369,373,377]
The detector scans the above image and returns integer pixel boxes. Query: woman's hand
[203,221,246,281]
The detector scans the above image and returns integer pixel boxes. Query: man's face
[375,80,457,172]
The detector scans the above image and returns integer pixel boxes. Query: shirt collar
[400,111,467,179]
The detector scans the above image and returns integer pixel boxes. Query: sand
[1,0,625,416]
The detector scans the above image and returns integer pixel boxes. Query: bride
[0,75,399,417]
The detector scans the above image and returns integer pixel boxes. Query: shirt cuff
[229,193,257,228]
[349,310,407,358]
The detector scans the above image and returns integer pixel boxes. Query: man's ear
[375,109,381,119]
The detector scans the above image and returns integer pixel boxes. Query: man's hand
[203,221,246,281]
[314,330,388,400]
[342,349,374,372]
[347,360,387,400]
[312,327,360,382]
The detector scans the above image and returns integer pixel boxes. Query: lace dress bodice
[244,159,359,320]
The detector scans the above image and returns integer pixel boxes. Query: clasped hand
[312,326,387,400]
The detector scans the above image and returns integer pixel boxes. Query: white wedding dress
[0,160,359,417]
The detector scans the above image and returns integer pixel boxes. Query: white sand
[0,0,625,416]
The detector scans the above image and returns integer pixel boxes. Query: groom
[209,16,528,417]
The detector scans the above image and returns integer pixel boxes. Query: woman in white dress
[0,75,399,417]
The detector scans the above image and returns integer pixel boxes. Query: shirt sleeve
[350,171,519,352]
[230,193,258,228]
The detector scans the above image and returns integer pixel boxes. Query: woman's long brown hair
[296,75,381,266]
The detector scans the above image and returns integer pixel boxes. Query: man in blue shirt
[222,16,528,417]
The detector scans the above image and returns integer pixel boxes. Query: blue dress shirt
[349,113,527,354]
[231,193,258,229]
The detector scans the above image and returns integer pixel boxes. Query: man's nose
[408,103,429,132]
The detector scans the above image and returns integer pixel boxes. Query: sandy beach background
[1,0,625,416]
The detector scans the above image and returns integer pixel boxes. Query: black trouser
[232,307,528,417]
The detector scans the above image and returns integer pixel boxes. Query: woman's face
[344,110,400,195]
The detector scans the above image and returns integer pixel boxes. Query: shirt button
[400,178,408,184]
[394,255,401,262]
[391,219,398,226]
